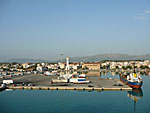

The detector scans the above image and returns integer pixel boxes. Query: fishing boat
[120,73,143,88]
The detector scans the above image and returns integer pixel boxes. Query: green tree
[122,66,126,69]
[102,65,106,69]
[115,66,119,69]
[140,66,145,69]
[126,66,132,69]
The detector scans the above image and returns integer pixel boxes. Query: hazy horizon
[0,0,150,61]
[1,53,150,62]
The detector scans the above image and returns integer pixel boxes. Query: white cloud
[144,10,150,14]
[135,15,147,20]
[135,9,150,21]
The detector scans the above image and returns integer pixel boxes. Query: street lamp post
[60,54,63,63]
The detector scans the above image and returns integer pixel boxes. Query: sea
[0,72,150,113]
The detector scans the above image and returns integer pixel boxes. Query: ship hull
[120,75,143,88]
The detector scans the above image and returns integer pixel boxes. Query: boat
[59,74,90,84]
[0,84,6,91]
[69,78,90,84]
[3,80,13,84]
[60,74,86,79]
[120,73,143,88]
[5,89,13,91]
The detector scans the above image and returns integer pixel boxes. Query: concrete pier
[1,74,132,91]
[7,86,132,91]
[0,86,6,91]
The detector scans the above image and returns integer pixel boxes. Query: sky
[0,0,150,61]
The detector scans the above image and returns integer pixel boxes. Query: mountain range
[2,53,150,63]
[2,58,47,63]
[70,53,150,62]
[67,53,150,62]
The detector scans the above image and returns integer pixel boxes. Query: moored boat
[59,74,89,84]
[69,78,90,84]
[120,73,143,88]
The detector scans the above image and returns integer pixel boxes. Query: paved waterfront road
[0,74,57,86]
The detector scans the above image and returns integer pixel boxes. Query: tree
[102,65,106,69]
[140,66,145,69]
[126,66,132,69]
[115,66,119,69]
[122,66,126,69]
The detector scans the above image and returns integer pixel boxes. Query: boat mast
[133,62,136,73]
[134,99,137,113]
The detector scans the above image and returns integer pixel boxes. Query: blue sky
[0,0,150,61]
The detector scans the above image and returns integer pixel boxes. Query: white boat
[3,80,13,84]
[60,74,89,84]
[69,78,90,84]
[5,89,13,91]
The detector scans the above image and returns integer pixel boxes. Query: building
[36,64,47,72]
[58,62,65,69]
[82,62,100,70]
[69,63,80,70]
[22,63,30,69]
[65,57,70,70]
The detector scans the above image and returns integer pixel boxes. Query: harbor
[1,1,150,113]
[1,57,148,91]
[0,72,148,113]
[0,74,132,91]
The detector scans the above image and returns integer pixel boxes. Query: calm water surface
[0,73,150,113]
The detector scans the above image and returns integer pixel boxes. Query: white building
[70,63,80,70]
[58,62,65,69]
[22,63,30,69]
[36,64,47,72]
[65,57,70,70]
[36,66,43,72]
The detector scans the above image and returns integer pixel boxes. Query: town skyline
[0,0,150,61]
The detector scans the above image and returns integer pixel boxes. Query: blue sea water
[0,74,150,113]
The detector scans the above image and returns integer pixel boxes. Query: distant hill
[56,53,150,62]
[2,53,150,63]
[4,58,49,63]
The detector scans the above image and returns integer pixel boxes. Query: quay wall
[7,86,132,91]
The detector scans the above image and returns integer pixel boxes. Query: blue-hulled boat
[120,73,143,88]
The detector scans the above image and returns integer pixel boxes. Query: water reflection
[127,88,143,113]
[60,70,150,79]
